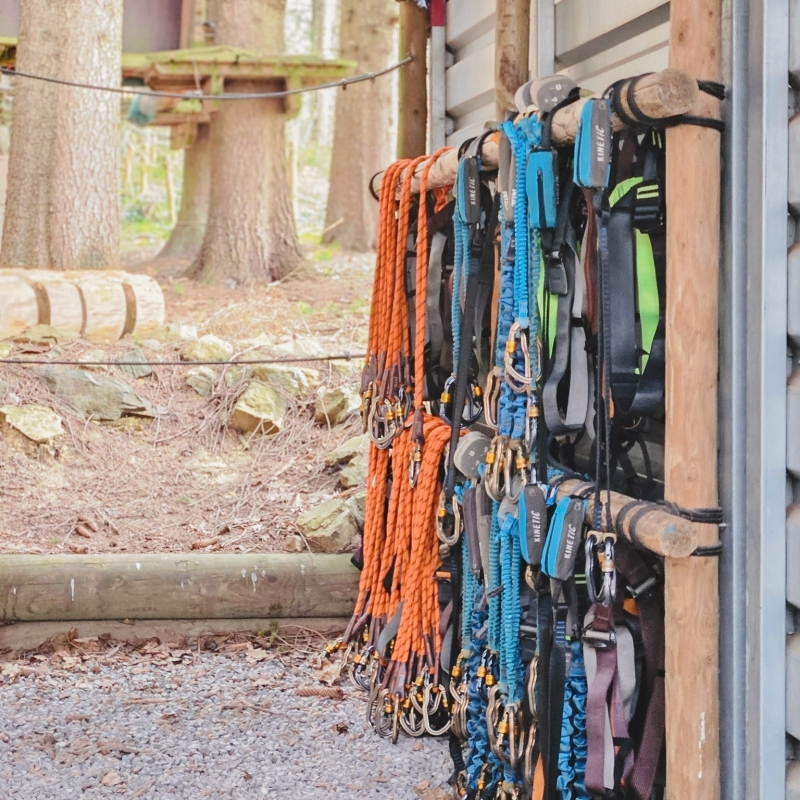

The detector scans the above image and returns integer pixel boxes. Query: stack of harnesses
[330,72,691,800]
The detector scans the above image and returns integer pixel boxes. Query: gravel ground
[0,647,452,800]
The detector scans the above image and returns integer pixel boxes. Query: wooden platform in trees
[0,40,355,127]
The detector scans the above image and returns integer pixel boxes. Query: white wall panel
[554,0,669,67]
[446,0,495,52]
[444,0,673,145]
[445,42,495,119]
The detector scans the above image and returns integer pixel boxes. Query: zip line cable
[0,55,413,101]
[0,353,366,367]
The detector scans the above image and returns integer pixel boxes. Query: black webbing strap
[545,602,570,800]
[609,73,726,133]
[616,499,725,556]
[443,191,500,499]
[535,586,554,798]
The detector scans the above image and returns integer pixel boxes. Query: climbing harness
[330,67,714,800]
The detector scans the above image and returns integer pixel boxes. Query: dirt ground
[0,249,374,556]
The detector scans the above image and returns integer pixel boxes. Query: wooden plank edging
[0,553,359,623]
[0,617,347,652]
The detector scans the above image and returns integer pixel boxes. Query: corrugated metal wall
[787,1,800,795]
[444,0,671,145]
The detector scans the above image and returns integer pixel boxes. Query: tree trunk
[323,0,397,251]
[1,0,122,271]
[158,123,211,260]
[189,0,303,285]
[397,0,428,159]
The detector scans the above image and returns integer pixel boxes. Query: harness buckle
[628,574,658,600]
[633,180,663,232]
[545,249,569,296]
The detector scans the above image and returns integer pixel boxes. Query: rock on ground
[39,367,159,421]
[181,335,234,363]
[325,433,369,467]
[115,348,153,379]
[250,363,320,399]
[296,498,359,553]
[0,404,63,443]
[0,653,451,800]
[339,454,367,489]
[314,387,361,426]
[185,365,217,397]
[229,383,288,435]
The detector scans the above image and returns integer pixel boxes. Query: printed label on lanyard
[519,483,548,567]
[462,486,483,576]
[458,157,482,226]
[543,497,585,581]
[498,133,513,220]
[573,99,612,190]
[527,149,558,230]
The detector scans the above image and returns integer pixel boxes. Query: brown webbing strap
[614,542,665,800]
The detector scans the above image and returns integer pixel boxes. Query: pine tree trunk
[323,0,396,251]
[1,0,122,270]
[158,123,211,260]
[189,0,303,285]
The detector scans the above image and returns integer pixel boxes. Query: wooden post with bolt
[663,0,723,797]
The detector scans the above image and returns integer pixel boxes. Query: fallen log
[372,68,698,197]
[552,478,698,558]
[0,553,359,622]
[0,269,165,341]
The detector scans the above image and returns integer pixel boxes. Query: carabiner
[408,442,422,487]
[399,690,426,737]
[422,683,451,736]
[504,323,532,393]
[485,436,508,502]
[484,367,502,431]
[524,392,539,455]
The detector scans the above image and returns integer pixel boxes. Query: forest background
[0,0,400,277]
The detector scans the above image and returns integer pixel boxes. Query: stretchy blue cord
[487,503,502,654]
[465,588,503,795]
[557,642,590,800]
[452,210,471,372]
[499,513,523,707]
[455,482,478,647]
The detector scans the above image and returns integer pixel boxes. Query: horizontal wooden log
[0,270,165,342]
[0,553,359,622]
[8,270,83,333]
[0,273,39,337]
[373,68,698,197]
[0,617,347,652]
[553,478,698,558]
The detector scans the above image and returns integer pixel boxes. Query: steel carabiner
[504,323,532,393]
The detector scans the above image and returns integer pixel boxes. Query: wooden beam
[552,479,698,558]
[0,617,347,652]
[374,69,698,196]
[0,554,359,622]
[663,0,722,798]
[495,0,530,120]
[397,0,429,159]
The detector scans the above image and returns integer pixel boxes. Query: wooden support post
[664,0,722,798]
[397,0,429,159]
[495,0,531,121]
[552,479,698,558]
